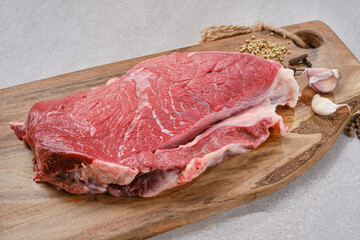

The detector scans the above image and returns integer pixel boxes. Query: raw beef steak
[10,52,299,197]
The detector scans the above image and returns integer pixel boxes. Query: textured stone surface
[1,0,359,239]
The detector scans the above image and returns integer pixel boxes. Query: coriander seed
[238,37,289,62]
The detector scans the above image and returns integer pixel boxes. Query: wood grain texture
[1,21,359,240]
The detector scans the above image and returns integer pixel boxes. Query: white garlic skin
[311,94,349,115]
[332,69,339,78]
[307,68,339,93]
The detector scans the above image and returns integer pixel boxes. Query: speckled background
[1,0,359,239]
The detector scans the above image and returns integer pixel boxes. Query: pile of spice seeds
[346,114,360,139]
[238,36,290,62]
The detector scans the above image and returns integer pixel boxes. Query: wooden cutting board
[1,21,359,240]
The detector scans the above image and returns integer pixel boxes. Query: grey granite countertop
[1,0,359,239]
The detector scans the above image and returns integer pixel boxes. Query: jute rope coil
[200,21,307,48]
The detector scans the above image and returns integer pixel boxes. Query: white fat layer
[186,52,197,57]
[142,101,287,197]
[178,143,248,183]
[53,159,140,194]
[87,160,139,185]
[268,68,300,108]
[141,143,252,197]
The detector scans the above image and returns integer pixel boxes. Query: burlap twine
[200,21,307,48]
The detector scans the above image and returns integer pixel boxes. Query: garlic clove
[310,75,338,93]
[311,94,350,115]
[306,68,339,93]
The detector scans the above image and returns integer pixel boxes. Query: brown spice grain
[288,54,308,65]
[238,38,288,62]
[303,58,312,68]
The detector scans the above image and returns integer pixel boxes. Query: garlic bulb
[311,94,350,115]
[306,68,339,93]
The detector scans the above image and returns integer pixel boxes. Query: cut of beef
[10,52,299,197]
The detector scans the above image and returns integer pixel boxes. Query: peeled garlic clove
[311,94,350,115]
[306,68,339,93]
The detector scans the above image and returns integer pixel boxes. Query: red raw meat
[10,52,299,197]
